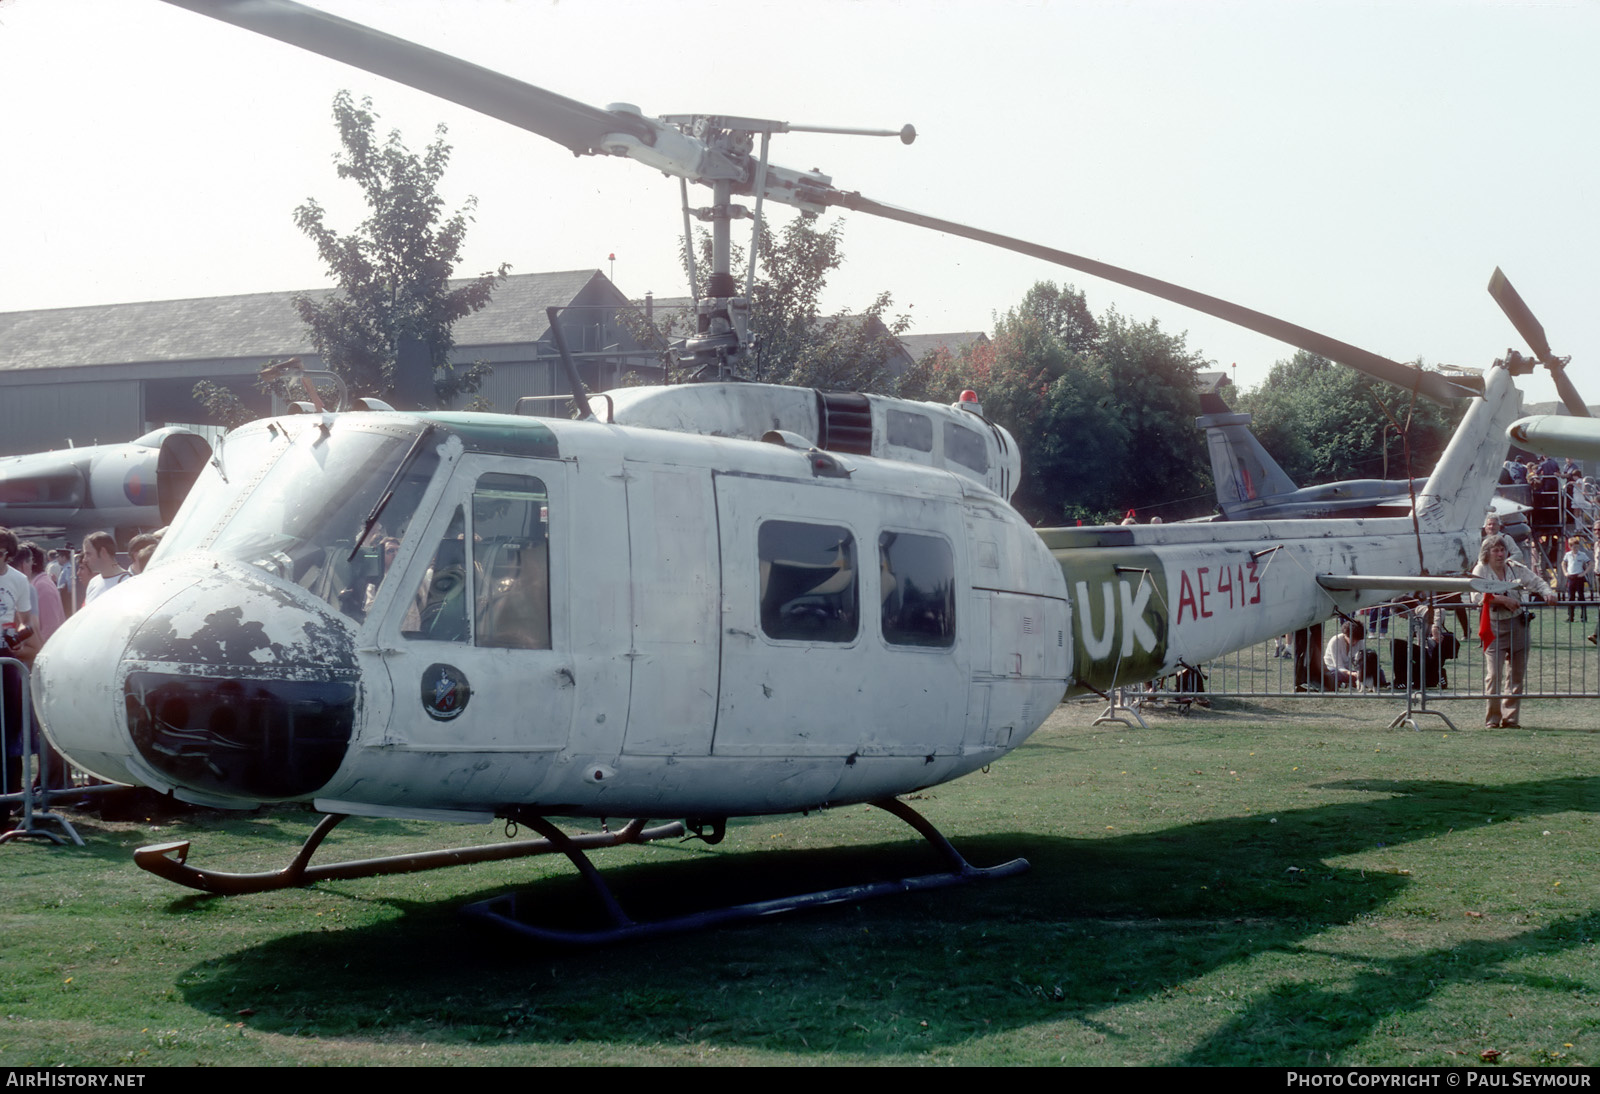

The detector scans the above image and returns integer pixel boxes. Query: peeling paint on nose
[125,566,359,672]
[36,558,363,803]
[117,565,362,801]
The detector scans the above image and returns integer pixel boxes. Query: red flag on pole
[1478,598,1495,651]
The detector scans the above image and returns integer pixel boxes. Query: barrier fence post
[0,655,83,846]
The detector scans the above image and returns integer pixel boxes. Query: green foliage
[1235,351,1467,485]
[190,380,257,431]
[750,218,912,391]
[292,92,509,407]
[1094,308,1209,512]
[902,282,1207,524]
[191,367,333,429]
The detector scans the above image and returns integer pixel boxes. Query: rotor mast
[631,110,916,380]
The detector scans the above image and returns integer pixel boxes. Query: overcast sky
[3,0,1596,405]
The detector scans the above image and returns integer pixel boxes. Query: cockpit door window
[471,473,551,650]
[400,473,551,650]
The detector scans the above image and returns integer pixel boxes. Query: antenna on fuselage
[547,306,596,420]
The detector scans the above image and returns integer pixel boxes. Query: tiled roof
[898,331,988,361]
[0,270,611,373]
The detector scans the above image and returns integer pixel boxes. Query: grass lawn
[3,695,1599,1066]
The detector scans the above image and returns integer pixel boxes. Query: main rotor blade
[157,0,1488,408]
[159,0,651,154]
[1488,267,1554,361]
[834,192,1481,403]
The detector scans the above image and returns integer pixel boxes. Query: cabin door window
[878,531,956,648]
[757,520,859,643]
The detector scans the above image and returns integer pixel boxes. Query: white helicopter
[33,0,1529,942]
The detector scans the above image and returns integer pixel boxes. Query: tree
[195,92,507,423]
[1007,280,1100,354]
[747,217,910,391]
[1235,351,1466,485]
[295,92,508,406]
[1091,308,1209,513]
[902,281,1208,525]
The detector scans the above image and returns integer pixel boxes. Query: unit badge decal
[421,663,470,721]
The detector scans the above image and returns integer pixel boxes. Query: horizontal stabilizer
[1316,574,1514,595]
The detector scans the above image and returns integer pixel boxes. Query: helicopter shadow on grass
[1174,908,1600,1066]
[169,775,1600,1059]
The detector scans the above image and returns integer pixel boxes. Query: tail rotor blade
[1488,268,1587,417]
[1488,267,1555,361]
[1551,362,1592,418]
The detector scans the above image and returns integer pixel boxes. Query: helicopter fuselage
[34,362,1514,822]
[35,406,1068,818]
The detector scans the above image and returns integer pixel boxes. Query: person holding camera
[1474,537,1556,728]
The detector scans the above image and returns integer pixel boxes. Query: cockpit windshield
[163,417,442,624]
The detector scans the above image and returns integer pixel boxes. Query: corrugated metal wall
[0,380,143,455]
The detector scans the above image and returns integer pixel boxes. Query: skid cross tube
[463,797,1030,945]
[133,814,686,895]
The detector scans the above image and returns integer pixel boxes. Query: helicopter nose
[34,561,361,807]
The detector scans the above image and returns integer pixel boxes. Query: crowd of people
[1263,453,1598,728]
[1299,487,1594,729]
[0,527,163,825]
[1501,453,1598,575]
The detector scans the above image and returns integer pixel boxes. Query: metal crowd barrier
[0,656,96,846]
[1136,596,1600,730]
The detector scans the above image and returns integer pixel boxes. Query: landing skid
[462,797,1030,945]
[133,814,686,895]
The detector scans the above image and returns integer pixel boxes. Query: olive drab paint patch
[1054,546,1169,692]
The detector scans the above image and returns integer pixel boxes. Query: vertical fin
[1414,363,1520,541]
[1195,394,1298,518]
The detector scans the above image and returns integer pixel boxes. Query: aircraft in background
[0,428,212,545]
[1511,416,1600,464]
[1197,392,1532,541]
